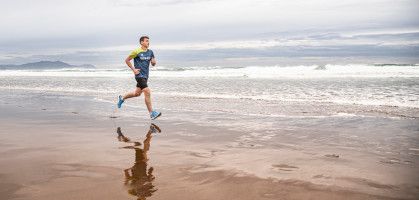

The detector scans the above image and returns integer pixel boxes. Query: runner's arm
[151,57,156,66]
[125,56,139,74]
[151,50,156,66]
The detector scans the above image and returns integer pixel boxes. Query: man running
[117,35,161,120]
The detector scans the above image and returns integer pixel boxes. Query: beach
[1,65,419,199]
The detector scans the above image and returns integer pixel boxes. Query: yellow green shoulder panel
[128,47,146,59]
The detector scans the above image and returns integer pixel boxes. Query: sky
[1,0,419,67]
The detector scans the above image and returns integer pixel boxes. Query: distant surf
[0,64,418,78]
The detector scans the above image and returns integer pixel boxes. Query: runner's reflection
[116,124,161,200]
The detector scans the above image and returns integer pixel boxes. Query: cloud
[112,0,216,6]
[2,31,418,67]
[1,0,418,42]
[0,0,418,65]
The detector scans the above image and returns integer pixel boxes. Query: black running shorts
[135,77,148,89]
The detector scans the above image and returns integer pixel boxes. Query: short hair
[139,36,149,43]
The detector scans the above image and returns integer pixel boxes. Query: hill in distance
[0,61,95,70]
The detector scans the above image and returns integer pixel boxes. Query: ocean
[1,64,418,118]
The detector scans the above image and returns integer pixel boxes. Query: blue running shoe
[117,95,124,108]
[150,110,161,120]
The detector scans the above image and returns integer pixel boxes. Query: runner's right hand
[133,69,140,75]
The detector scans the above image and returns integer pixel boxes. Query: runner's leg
[142,87,153,113]
[123,87,142,100]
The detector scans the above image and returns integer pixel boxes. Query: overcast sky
[1,0,418,66]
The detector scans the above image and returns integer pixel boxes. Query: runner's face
[141,38,149,48]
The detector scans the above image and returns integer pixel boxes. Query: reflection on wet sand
[116,124,162,200]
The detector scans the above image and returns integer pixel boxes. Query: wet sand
[0,95,418,200]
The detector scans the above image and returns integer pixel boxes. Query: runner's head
[139,36,150,48]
